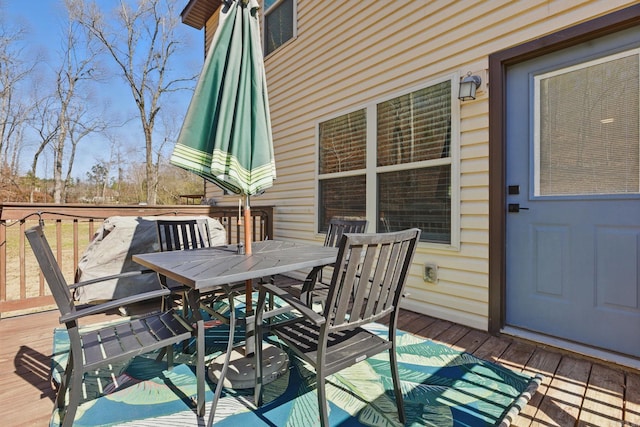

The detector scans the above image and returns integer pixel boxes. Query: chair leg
[62,363,83,427]
[316,370,329,427]
[254,325,264,406]
[56,355,73,410]
[207,289,236,427]
[166,344,174,370]
[155,347,167,362]
[155,339,175,367]
[254,287,268,406]
[389,347,406,424]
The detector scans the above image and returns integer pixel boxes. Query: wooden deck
[1,308,639,427]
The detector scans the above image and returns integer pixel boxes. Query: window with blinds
[318,79,455,244]
[318,110,367,232]
[377,82,451,166]
[319,110,367,174]
[377,81,452,243]
[535,50,640,196]
[264,0,295,56]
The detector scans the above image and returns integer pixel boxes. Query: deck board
[499,340,537,371]
[450,328,491,353]
[625,372,640,425]
[429,322,470,347]
[532,356,591,426]
[1,307,639,427]
[578,364,624,425]
[472,334,512,362]
[514,348,562,426]
[1,310,60,427]
[416,318,454,338]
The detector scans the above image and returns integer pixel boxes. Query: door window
[534,49,640,196]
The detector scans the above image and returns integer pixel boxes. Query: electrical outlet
[423,263,438,283]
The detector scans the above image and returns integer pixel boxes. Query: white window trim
[315,73,461,250]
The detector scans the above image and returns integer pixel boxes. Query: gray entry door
[505,27,640,358]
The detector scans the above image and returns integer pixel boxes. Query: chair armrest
[69,269,157,290]
[261,283,326,326]
[59,288,171,323]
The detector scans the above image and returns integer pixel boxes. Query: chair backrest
[156,219,211,252]
[25,226,75,317]
[324,218,368,248]
[322,228,420,331]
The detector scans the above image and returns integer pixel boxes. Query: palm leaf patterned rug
[51,320,541,427]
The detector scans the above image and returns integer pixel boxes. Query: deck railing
[0,203,273,317]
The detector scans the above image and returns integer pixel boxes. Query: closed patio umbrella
[170,1,276,422]
[171,0,275,258]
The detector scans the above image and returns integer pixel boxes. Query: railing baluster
[56,220,62,274]
[73,220,79,281]
[89,219,95,242]
[0,221,6,303]
[19,220,26,300]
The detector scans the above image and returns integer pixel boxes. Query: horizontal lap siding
[203,0,638,331]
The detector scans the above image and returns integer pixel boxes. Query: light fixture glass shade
[458,75,481,101]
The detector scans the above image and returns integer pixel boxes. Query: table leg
[207,285,236,427]
[254,288,266,406]
[244,312,255,356]
[186,289,205,418]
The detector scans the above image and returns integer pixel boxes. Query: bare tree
[62,107,109,202]
[30,94,60,178]
[156,159,204,204]
[28,17,107,203]
[122,160,147,203]
[0,14,36,178]
[152,105,180,199]
[67,0,197,205]
[86,160,109,201]
[50,20,105,203]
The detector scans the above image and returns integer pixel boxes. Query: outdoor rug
[50,317,542,427]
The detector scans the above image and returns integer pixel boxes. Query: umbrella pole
[243,195,254,356]
[244,195,253,313]
[244,195,252,255]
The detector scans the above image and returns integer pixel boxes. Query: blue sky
[3,0,204,179]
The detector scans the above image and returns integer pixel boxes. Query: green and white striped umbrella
[171,0,275,196]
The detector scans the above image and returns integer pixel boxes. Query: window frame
[315,74,461,250]
[262,0,297,57]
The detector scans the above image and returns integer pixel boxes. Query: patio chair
[156,218,212,251]
[156,219,211,313]
[25,225,195,427]
[280,218,368,308]
[255,228,420,426]
[156,219,246,323]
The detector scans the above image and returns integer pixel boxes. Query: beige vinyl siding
[202,0,638,331]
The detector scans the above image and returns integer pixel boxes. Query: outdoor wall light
[458,72,482,101]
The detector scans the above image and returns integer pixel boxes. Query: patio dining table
[132,240,338,422]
